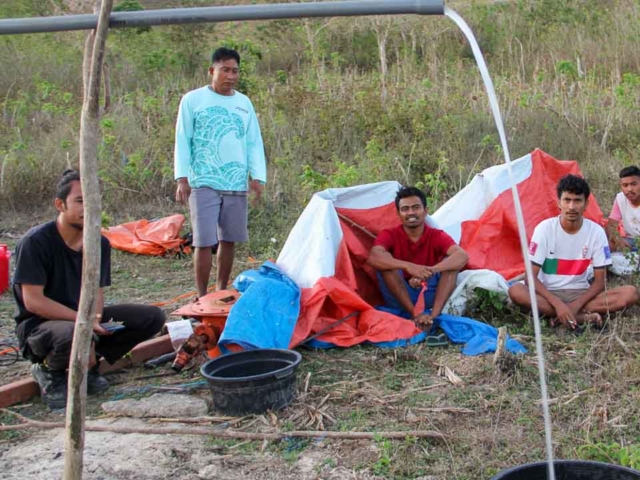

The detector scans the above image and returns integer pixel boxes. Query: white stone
[198,464,221,479]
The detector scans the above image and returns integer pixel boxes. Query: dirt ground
[2,222,640,479]
[1,416,387,480]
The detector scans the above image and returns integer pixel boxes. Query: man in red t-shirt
[367,187,469,328]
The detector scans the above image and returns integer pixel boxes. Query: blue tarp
[433,313,527,356]
[220,262,301,350]
[377,306,527,356]
[225,263,526,356]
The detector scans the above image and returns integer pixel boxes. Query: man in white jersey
[174,47,266,296]
[606,166,640,251]
[509,174,638,329]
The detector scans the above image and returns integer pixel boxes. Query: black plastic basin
[201,349,302,415]
[492,460,640,479]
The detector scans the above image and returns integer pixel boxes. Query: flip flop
[571,325,585,337]
[424,333,448,347]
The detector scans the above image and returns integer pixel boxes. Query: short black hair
[395,186,427,211]
[56,169,80,202]
[211,47,240,66]
[619,166,640,179]
[556,174,590,200]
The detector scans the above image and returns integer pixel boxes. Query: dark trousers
[25,304,165,371]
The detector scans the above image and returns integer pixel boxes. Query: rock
[198,464,221,479]
[405,409,419,423]
[296,451,324,478]
[102,393,208,418]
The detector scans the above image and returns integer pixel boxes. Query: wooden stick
[493,326,507,365]
[411,407,474,414]
[64,1,113,479]
[337,213,377,239]
[0,420,446,440]
[102,61,111,113]
[614,335,631,354]
[148,416,247,425]
[540,383,611,406]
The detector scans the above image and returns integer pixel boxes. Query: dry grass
[1,1,638,218]
[1,240,640,477]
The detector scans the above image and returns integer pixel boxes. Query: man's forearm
[433,250,468,273]
[605,219,619,240]
[367,250,411,272]
[26,296,77,322]
[606,222,622,248]
[96,288,105,319]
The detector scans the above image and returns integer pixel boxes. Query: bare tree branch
[63,1,113,479]
[0,417,447,442]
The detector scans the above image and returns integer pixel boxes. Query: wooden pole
[63,1,113,479]
[493,326,507,365]
[0,421,447,441]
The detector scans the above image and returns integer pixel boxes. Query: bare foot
[413,313,433,331]
[577,312,602,328]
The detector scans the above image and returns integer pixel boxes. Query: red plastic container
[0,244,10,294]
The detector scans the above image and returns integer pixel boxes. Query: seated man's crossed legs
[508,283,639,327]
[377,269,458,328]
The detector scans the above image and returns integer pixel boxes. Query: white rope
[444,7,556,479]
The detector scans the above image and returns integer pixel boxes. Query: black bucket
[200,349,302,415]
[492,460,640,479]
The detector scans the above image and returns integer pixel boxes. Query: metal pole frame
[0,0,445,36]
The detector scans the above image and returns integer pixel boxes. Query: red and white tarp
[276,149,604,346]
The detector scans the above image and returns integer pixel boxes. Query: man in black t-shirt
[13,170,165,409]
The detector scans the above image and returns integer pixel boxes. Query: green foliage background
[0,0,638,227]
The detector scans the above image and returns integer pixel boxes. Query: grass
[1,239,640,477]
[1,1,639,218]
[0,410,26,443]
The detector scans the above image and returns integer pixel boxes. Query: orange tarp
[102,214,187,256]
[459,150,604,279]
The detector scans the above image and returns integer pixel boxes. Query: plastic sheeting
[433,314,527,356]
[228,267,525,355]
[254,150,602,354]
[609,251,640,276]
[102,214,187,256]
[445,269,510,316]
[220,262,301,350]
[290,276,425,349]
[224,266,426,351]
[435,149,604,280]
[374,299,526,355]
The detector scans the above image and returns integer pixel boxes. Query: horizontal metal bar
[0,0,444,36]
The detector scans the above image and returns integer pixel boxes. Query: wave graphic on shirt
[190,106,248,190]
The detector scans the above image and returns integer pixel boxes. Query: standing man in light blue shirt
[174,47,267,296]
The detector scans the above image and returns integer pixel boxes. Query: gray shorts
[550,288,588,303]
[189,188,248,248]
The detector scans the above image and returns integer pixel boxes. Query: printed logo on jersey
[604,246,611,260]
[529,241,538,256]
